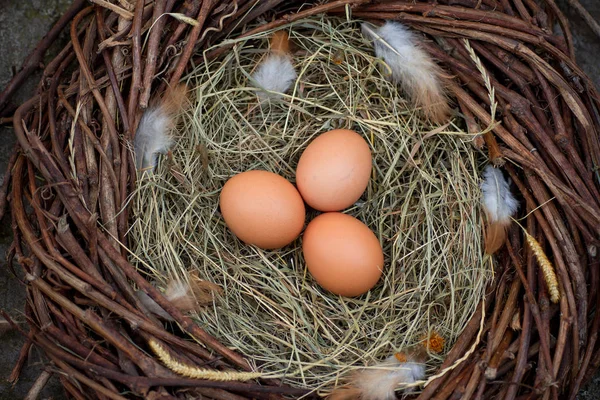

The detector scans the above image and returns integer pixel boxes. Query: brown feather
[158,83,188,116]
[327,386,362,400]
[270,31,290,55]
[414,82,451,125]
[189,273,224,306]
[166,274,223,313]
[484,220,508,255]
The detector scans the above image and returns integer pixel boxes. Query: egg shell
[302,212,384,297]
[219,170,305,249]
[296,129,372,212]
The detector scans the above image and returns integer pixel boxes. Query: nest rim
[3,0,600,399]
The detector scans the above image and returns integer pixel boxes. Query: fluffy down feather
[328,355,426,400]
[252,54,297,99]
[133,84,187,172]
[362,21,450,124]
[481,165,519,254]
[252,31,297,99]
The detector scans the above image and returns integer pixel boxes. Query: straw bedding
[130,17,491,392]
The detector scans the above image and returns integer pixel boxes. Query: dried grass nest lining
[130,17,492,391]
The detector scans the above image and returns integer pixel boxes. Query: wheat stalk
[148,338,263,381]
[524,233,560,303]
[512,218,561,304]
[463,39,498,134]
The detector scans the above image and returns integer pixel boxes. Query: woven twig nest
[2,0,600,399]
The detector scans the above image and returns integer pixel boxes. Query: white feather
[361,21,436,90]
[362,21,450,123]
[133,106,174,172]
[481,165,519,223]
[252,54,297,99]
[165,281,188,300]
[328,356,424,400]
[358,357,425,400]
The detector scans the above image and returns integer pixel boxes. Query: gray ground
[0,1,599,399]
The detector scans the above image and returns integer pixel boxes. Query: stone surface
[0,1,599,399]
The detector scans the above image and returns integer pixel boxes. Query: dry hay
[129,16,493,393]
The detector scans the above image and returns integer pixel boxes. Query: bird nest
[2,0,600,399]
[129,16,491,392]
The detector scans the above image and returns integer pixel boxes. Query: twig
[169,0,219,86]
[505,241,554,379]
[49,355,128,400]
[416,295,491,399]
[431,360,476,400]
[24,370,53,400]
[38,331,313,397]
[96,11,130,134]
[140,0,168,109]
[569,258,600,399]
[0,149,17,222]
[7,328,34,385]
[204,0,372,61]
[128,0,145,133]
[88,0,134,20]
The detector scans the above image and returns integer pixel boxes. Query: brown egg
[302,212,384,297]
[296,129,372,211]
[220,170,305,249]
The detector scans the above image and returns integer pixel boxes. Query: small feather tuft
[481,166,518,223]
[481,165,518,254]
[362,21,450,124]
[167,274,223,313]
[252,31,297,99]
[327,354,425,400]
[511,310,522,331]
[133,84,187,173]
[136,275,222,320]
[163,280,195,313]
